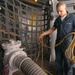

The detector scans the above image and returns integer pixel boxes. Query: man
[39,2,75,75]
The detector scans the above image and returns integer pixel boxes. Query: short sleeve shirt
[53,13,75,45]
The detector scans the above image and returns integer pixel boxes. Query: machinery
[0,0,75,75]
[2,40,47,75]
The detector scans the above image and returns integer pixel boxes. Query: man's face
[56,5,67,17]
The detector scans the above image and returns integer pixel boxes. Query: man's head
[56,2,67,17]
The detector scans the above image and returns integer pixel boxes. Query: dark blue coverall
[53,13,75,75]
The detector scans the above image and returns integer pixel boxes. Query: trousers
[55,44,72,75]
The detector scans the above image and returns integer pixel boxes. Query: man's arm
[39,26,56,39]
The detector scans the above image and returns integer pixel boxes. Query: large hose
[2,40,47,75]
[14,55,47,75]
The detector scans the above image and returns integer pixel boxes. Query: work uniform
[53,13,75,75]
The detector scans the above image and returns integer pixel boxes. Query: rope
[65,35,75,63]
[0,29,75,74]
[39,32,75,48]
[41,39,53,75]
[39,32,75,75]
[39,32,75,63]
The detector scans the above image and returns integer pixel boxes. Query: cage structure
[0,0,51,61]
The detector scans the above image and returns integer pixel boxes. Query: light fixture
[35,0,37,2]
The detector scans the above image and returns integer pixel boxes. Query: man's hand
[39,34,44,39]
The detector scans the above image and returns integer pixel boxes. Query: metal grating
[0,0,50,61]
